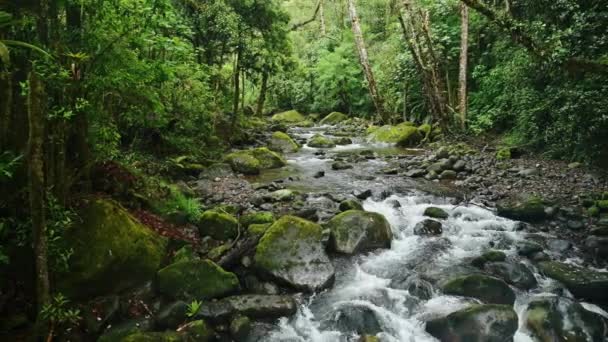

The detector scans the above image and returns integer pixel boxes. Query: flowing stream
[248,125,608,342]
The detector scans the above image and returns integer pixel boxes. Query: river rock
[320,111,348,125]
[442,274,515,305]
[308,134,336,148]
[230,315,252,341]
[525,296,608,342]
[585,236,608,259]
[198,209,238,240]
[157,260,240,300]
[390,275,434,300]
[58,199,167,298]
[424,207,449,219]
[156,301,189,329]
[426,304,518,342]
[270,189,296,202]
[354,189,373,200]
[332,161,353,170]
[254,216,335,291]
[334,137,353,145]
[440,170,458,180]
[196,295,297,321]
[471,250,506,268]
[98,318,155,342]
[483,261,538,290]
[367,122,422,147]
[240,211,275,228]
[339,199,363,212]
[178,320,213,341]
[414,219,443,236]
[327,210,392,254]
[538,261,608,304]
[269,131,299,153]
[327,305,382,336]
[547,239,573,253]
[271,110,306,124]
[497,195,548,222]
[405,169,427,178]
[516,240,544,257]
[226,148,286,175]
[452,160,466,172]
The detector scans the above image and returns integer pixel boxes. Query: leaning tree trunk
[347,0,387,123]
[256,72,268,116]
[28,71,50,328]
[458,2,469,129]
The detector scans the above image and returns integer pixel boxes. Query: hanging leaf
[2,40,53,59]
[0,41,9,65]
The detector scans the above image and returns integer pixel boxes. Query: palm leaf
[2,40,53,59]
[0,41,9,64]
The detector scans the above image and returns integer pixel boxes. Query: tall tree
[347,0,387,123]
[458,2,469,129]
[319,0,327,36]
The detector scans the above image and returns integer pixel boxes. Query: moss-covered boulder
[471,250,506,268]
[442,274,515,305]
[225,148,286,175]
[426,305,518,342]
[327,210,392,254]
[367,123,422,147]
[418,124,432,141]
[484,261,538,290]
[254,216,335,291]
[58,199,166,298]
[319,112,348,125]
[248,223,272,236]
[424,207,449,219]
[179,320,213,342]
[524,296,608,342]
[198,209,238,240]
[240,211,275,228]
[308,134,336,148]
[271,110,306,124]
[496,148,512,160]
[157,259,240,300]
[269,131,299,153]
[339,199,363,212]
[497,195,548,222]
[537,261,608,304]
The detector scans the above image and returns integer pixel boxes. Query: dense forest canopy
[1,0,608,340]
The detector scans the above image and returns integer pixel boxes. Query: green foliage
[0,151,22,182]
[158,185,203,223]
[40,293,81,326]
[186,299,202,318]
[46,195,77,273]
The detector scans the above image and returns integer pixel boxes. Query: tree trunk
[320,0,327,36]
[0,72,11,150]
[28,71,50,327]
[232,51,240,129]
[241,71,246,113]
[256,72,268,117]
[458,2,469,129]
[347,0,386,123]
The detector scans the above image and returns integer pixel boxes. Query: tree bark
[0,72,11,150]
[232,50,240,129]
[319,0,327,36]
[458,2,469,129]
[347,0,387,123]
[28,71,50,325]
[256,72,268,117]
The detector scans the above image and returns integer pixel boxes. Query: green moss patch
[157,259,240,300]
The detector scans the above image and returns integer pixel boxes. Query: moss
[367,123,422,147]
[418,124,432,140]
[198,210,238,241]
[248,223,272,236]
[442,274,515,305]
[157,259,240,300]
[254,216,322,271]
[424,207,449,219]
[269,131,299,153]
[497,196,547,222]
[496,148,512,160]
[250,147,287,169]
[327,210,392,254]
[366,125,379,135]
[225,151,261,175]
[471,250,506,268]
[308,134,336,148]
[208,243,231,260]
[122,332,182,342]
[339,199,363,212]
[588,206,600,217]
[319,112,348,125]
[271,110,306,123]
[181,320,212,342]
[597,200,608,211]
[58,199,167,298]
[240,211,275,228]
[173,245,198,263]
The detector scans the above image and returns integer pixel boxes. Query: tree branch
[290,0,322,31]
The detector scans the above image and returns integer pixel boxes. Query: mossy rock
[308,134,336,148]
[172,245,198,264]
[319,112,348,125]
[240,211,275,228]
[225,148,286,175]
[198,210,238,241]
[418,124,432,140]
[269,131,299,153]
[58,199,167,298]
[588,206,600,217]
[426,304,518,342]
[250,148,287,169]
[122,332,182,342]
[327,210,393,254]
[537,261,608,303]
[208,243,231,260]
[442,274,515,305]
[496,148,512,160]
[157,259,240,300]
[271,110,306,124]
[424,207,449,219]
[339,199,363,212]
[254,216,335,291]
[471,250,506,268]
[98,318,154,342]
[230,315,252,341]
[497,195,548,222]
[248,223,272,236]
[180,320,213,342]
[597,200,608,212]
[367,123,422,147]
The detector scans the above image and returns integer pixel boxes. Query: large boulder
[225,148,286,175]
[269,131,299,153]
[441,274,515,305]
[426,305,518,342]
[326,210,392,254]
[254,216,335,291]
[414,219,443,236]
[319,112,348,125]
[196,295,297,321]
[271,110,306,124]
[367,122,422,147]
[58,199,166,298]
[198,209,238,240]
[308,134,336,148]
[484,261,538,290]
[497,195,548,222]
[524,296,608,342]
[537,261,608,304]
[157,260,240,300]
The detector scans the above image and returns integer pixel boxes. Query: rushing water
[249,126,608,342]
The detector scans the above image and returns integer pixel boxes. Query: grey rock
[414,219,443,236]
[196,295,297,321]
